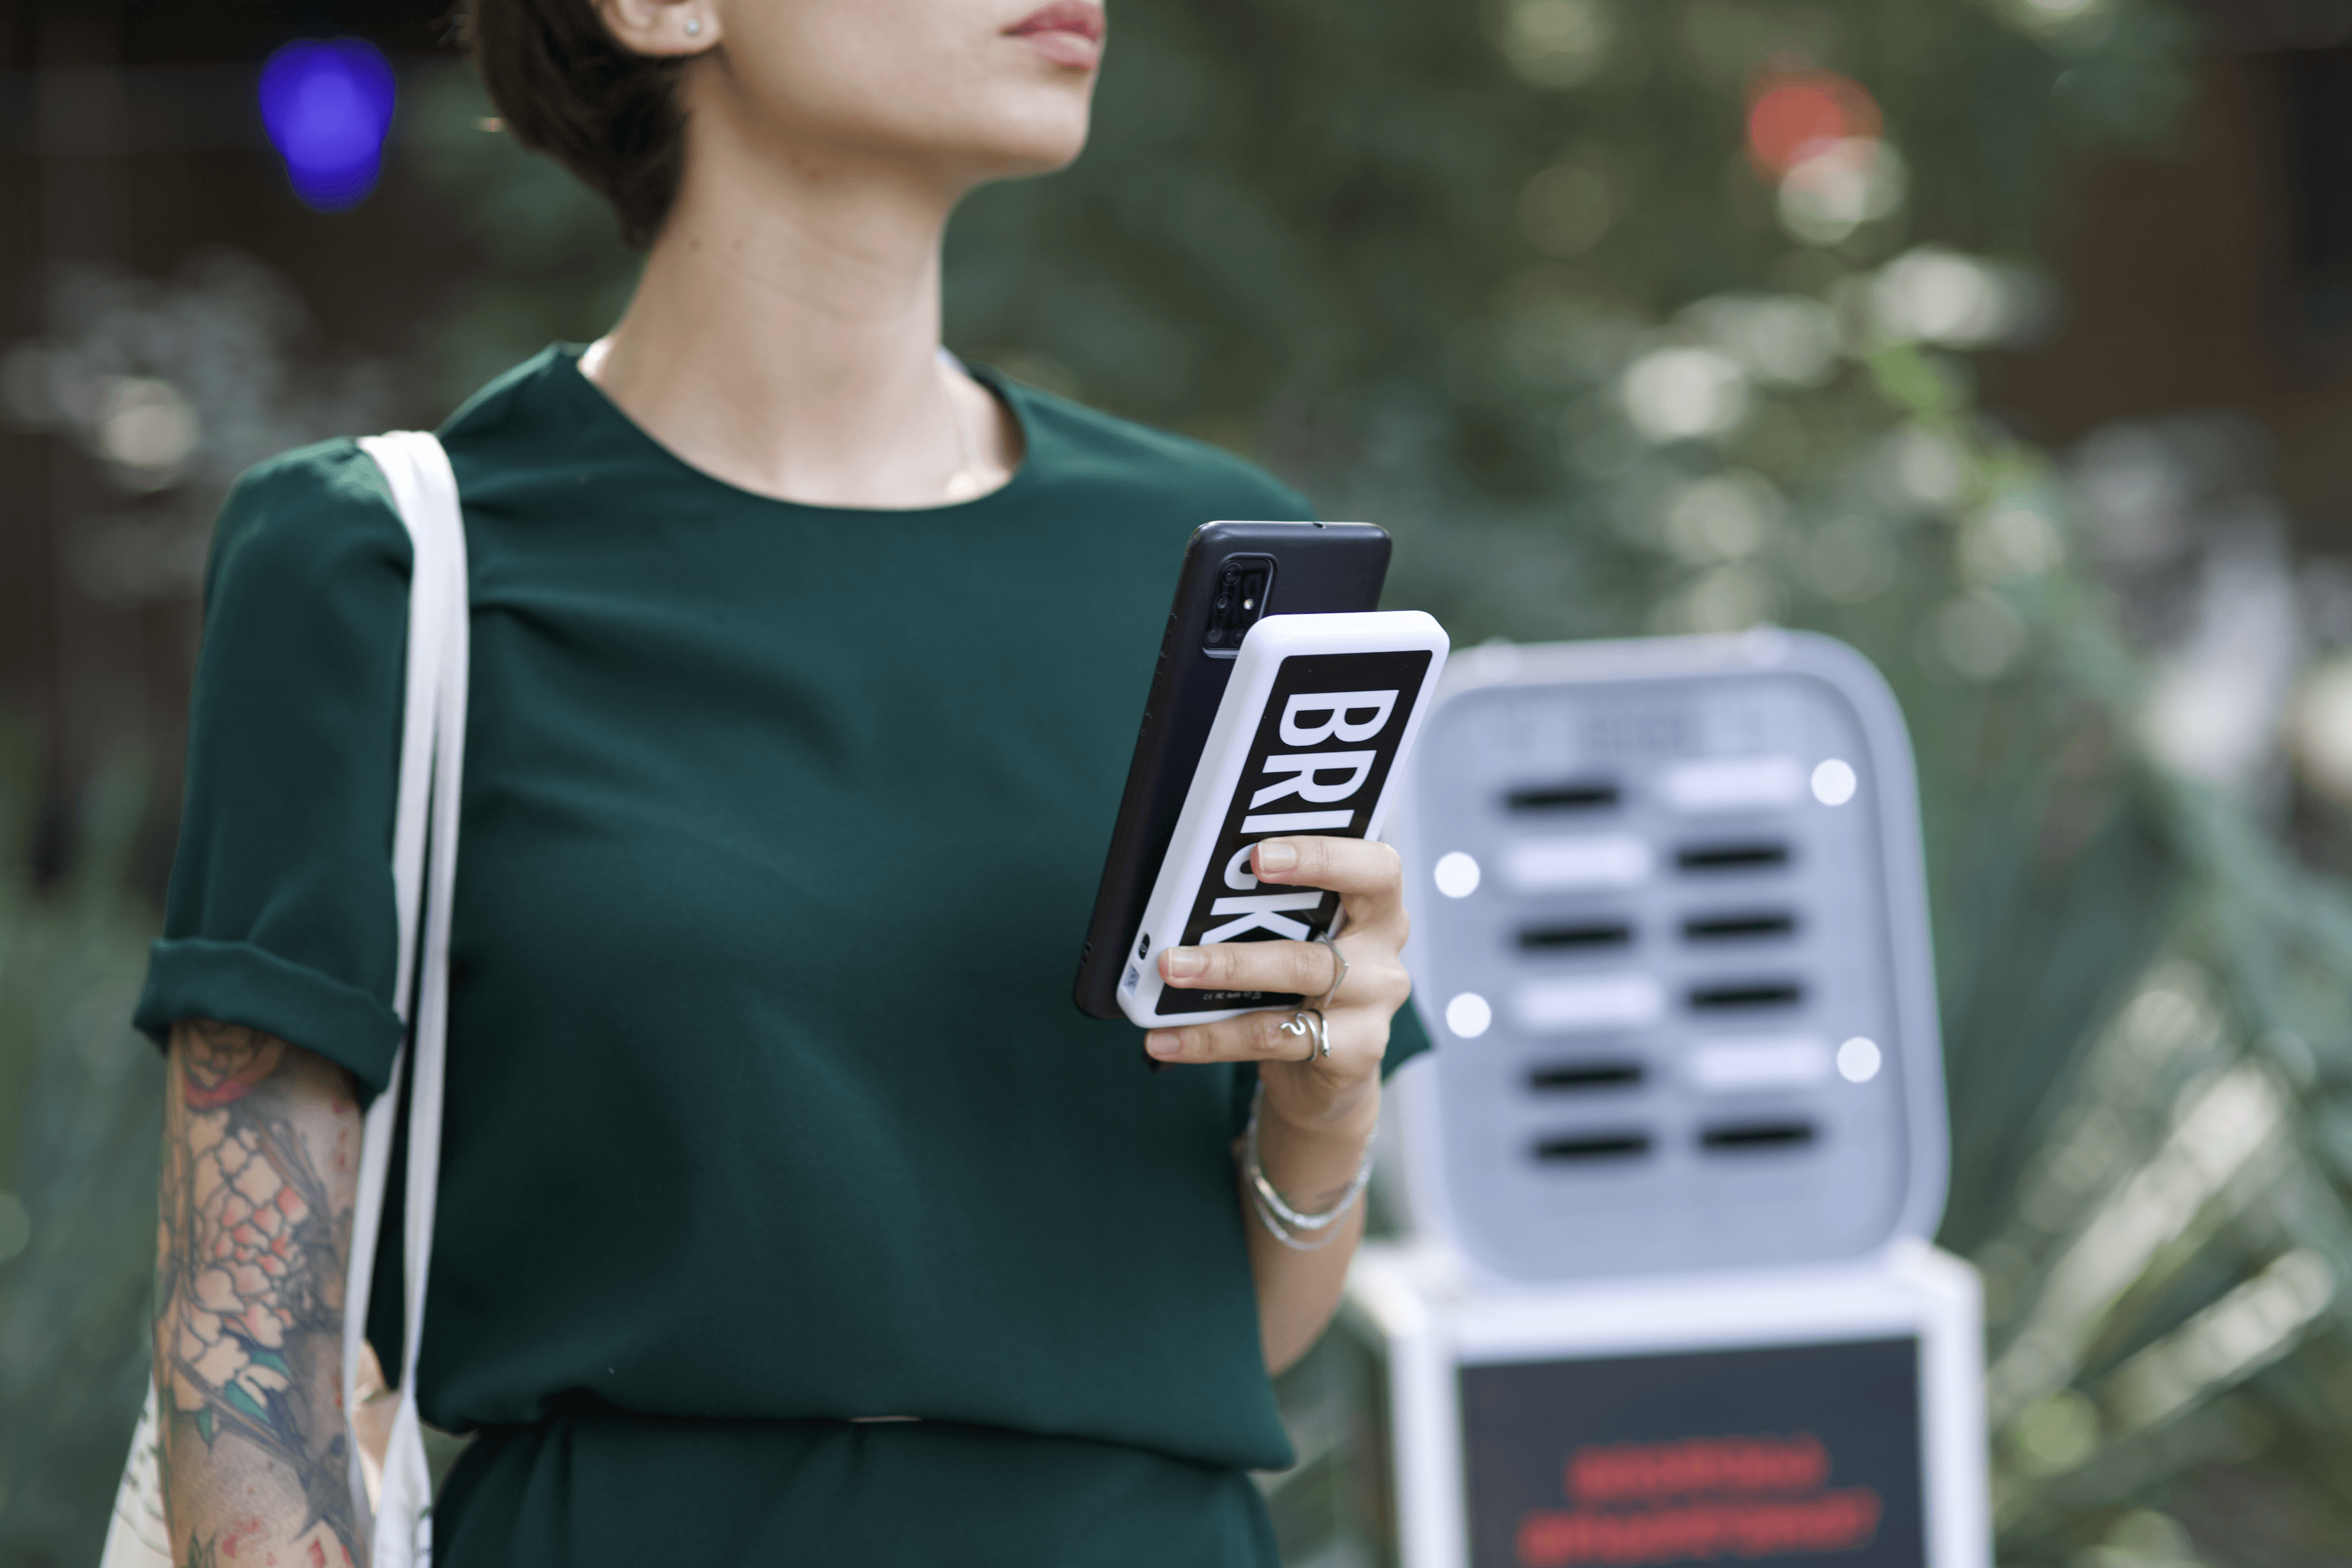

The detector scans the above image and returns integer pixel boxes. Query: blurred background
[7,0,2352,1562]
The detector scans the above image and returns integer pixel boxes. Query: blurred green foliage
[0,742,164,1568]
[15,0,2352,1562]
[398,1,2352,1559]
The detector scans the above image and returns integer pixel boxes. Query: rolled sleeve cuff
[135,937,403,1102]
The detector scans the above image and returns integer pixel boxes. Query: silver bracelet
[1241,1080,1373,1251]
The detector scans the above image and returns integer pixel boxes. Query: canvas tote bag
[102,430,470,1568]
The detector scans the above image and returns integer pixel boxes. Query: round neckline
[552,342,1037,518]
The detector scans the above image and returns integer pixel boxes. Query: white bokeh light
[1836,1036,1883,1083]
[1811,758,1858,805]
[1960,502,2066,584]
[2002,0,2115,40]
[2292,654,2352,806]
[1872,247,2026,348]
[1619,347,1750,443]
[1777,138,1907,246]
[1433,851,1483,899]
[1661,472,1782,563]
[1886,424,1969,508]
[1446,992,1494,1039]
[1499,0,1615,88]
[1683,293,1841,387]
[94,376,199,481]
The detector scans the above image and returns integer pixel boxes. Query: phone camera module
[1202,554,1276,656]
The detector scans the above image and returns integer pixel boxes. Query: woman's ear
[594,0,719,58]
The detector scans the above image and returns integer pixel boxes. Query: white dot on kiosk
[1836,1036,1882,1083]
[1811,758,1858,806]
[1433,851,1482,899]
[1446,992,1493,1039]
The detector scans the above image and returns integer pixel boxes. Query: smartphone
[1072,520,1392,1019]
[1117,609,1450,1027]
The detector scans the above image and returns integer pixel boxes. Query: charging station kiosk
[1351,631,1987,1568]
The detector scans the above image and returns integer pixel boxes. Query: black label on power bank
[1153,649,1433,1017]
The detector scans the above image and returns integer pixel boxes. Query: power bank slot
[1683,911,1797,941]
[1519,921,1635,951]
[1528,1061,1645,1092]
[1688,982,1804,1010]
[1676,842,1789,872]
[1534,1131,1652,1162]
[1507,782,1620,812]
[1700,1121,1817,1152]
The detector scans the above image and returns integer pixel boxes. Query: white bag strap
[345,431,470,1567]
[99,433,468,1568]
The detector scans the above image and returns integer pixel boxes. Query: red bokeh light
[1746,71,1882,176]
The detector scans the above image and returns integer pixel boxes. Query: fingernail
[1146,1030,1183,1058]
[1163,949,1205,979]
[1256,842,1298,873]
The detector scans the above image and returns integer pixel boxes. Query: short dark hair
[457,0,688,248]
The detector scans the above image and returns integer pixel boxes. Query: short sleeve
[134,440,415,1101]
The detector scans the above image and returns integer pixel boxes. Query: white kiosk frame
[1348,632,1988,1568]
[1343,1238,1988,1568]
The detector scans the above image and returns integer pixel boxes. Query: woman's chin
[954,110,1094,181]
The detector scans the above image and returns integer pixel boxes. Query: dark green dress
[137,347,1431,1565]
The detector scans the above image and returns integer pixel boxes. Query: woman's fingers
[1149,936,1412,1067]
[1155,835,1408,990]
[1156,933,1412,1009]
[1152,832,1411,1009]
[1251,836,1404,925]
[1142,995,1390,1070]
[1143,834,1414,1073]
[1161,937,1344,998]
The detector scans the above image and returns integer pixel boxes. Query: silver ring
[1309,930,1349,1013]
[1279,1009,1330,1061]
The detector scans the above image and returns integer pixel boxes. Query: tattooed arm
[155,1020,366,1568]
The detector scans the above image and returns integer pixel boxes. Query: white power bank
[1118,610,1450,1028]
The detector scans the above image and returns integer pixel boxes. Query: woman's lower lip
[1016,29,1101,69]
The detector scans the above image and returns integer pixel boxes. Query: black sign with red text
[1459,1338,1923,1568]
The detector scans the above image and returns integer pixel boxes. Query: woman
[138,0,1427,1562]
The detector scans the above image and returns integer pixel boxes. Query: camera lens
[1216,594,1231,611]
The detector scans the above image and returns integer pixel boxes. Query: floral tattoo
[156,1020,364,1567]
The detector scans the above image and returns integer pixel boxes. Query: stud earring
[684,17,703,34]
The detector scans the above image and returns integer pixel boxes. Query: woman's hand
[1145,834,1411,1371]
[1143,835,1411,1130]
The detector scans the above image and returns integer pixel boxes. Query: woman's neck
[583,123,1016,508]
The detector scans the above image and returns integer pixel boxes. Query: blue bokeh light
[258,40,397,211]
